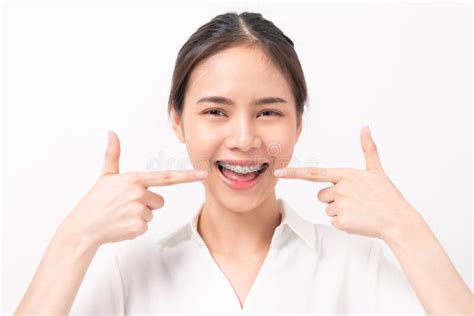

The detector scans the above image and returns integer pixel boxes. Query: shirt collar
[189,198,317,251]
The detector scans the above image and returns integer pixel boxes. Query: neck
[197,191,282,257]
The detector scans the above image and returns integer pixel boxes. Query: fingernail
[365,125,371,137]
[195,170,208,178]
[274,169,286,177]
[107,131,112,144]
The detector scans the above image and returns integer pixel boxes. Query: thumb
[360,125,384,172]
[101,130,121,176]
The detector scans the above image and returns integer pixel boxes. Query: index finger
[130,169,208,187]
[273,167,352,184]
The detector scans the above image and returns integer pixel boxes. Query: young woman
[15,11,472,315]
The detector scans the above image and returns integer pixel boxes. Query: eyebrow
[195,95,288,106]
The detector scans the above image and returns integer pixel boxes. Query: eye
[203,108,227,117]
[258,110,281,117]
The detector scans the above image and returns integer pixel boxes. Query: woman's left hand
[273,125,423,241]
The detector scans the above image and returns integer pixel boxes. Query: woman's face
[171,45,302,213]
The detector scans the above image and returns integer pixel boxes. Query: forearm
[14,221,100,315]
[383,210,473,315]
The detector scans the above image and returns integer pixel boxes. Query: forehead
[186,45,293,102]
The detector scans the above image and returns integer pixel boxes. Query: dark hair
[167,11,308,125]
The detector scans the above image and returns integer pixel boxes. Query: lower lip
[216,163,267,190]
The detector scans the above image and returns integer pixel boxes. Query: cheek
[264,127,298,169]
[184,124,221,172]
[271,141,296,170]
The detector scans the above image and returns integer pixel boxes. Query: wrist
[56,215,101,255]
[382,208,431,249]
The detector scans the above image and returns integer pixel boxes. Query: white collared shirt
[70,198,424,315]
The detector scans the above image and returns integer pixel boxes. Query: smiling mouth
[215,161,269,175]
[214,160,269,189]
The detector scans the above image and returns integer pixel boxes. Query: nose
[224,114,262,152]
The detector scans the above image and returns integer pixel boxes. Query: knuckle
[104,147,113,158]
[331,215,346,230]
[335,183,347,195]
[139,223,148,233]
[144,211,154,222]
[371,142,378,151]
[337,215,348,229]
[343,168,357,178]
[156,196,165,208]
[160,171,174,185]
[126,171,142,183]
[368,169,381,178]
[100,173,116,184]
[129,219,147,234]
[333,199,346,211]
[129,186,145,200]
[338,199,348,209]
[143,192,164,210]
[325,204,333,216]
[317,189,324,201]
[307,168,320,178]
[128,201,145,213]
[364,142,377,153]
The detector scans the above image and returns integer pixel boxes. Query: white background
[2,1,472,313]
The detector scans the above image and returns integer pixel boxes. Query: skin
[275,126,473,314]
[171,45,473,313]
[171,45,302,257]
[15,44,472,314]
[14,131,209,315]
[170,45,303,306]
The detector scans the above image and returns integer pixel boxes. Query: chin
[221,195,265,214]
[204,181,275,214]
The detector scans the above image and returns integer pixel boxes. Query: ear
[170,105,186,143]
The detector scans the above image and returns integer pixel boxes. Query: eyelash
[203,109,282,118]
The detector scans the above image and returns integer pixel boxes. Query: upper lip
[216,159,269,167]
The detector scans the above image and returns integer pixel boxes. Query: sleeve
[370,239,425,314]
[69,244,125,315]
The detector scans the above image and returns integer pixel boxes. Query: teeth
[218,162,267,174]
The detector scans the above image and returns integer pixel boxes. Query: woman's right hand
[58,131,208,248]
